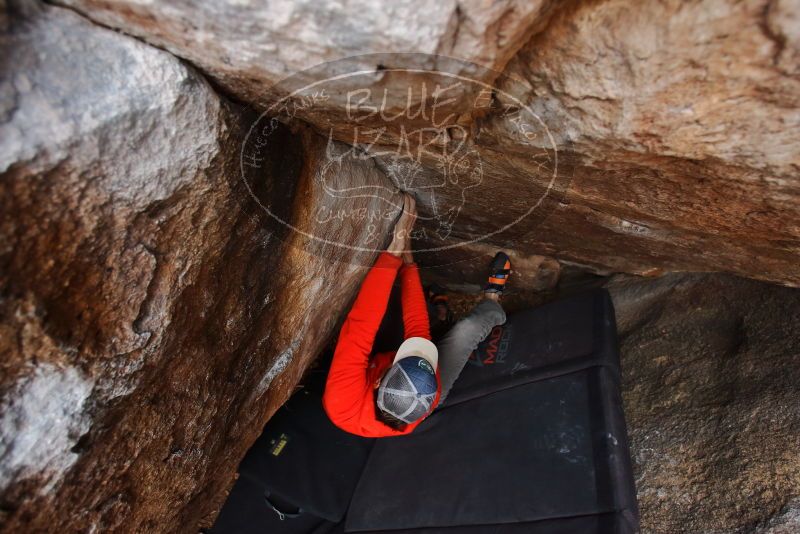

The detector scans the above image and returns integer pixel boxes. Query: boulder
[56,0,800,286]
[610,273,800,533]
[419,241,560,294]
[0,2,398,531]
[496,0,800,285]
[55,0,556,104]
[4,0,800,532]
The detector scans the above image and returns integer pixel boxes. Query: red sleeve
[323,252,402,428]
[399,263,430,340]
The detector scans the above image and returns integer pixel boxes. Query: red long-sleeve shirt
[323,252,440,437]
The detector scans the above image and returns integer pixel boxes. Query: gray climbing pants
[437,298,506,404]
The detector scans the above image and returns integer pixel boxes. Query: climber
[323,193,511,437]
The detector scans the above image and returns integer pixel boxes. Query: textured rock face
[3,0,800,532]
[498,0,800,284]
[0,3,397,531]
[420,241,560,294]
[610,274,800,533]
[57,0,800,286]
[56,0,556,104]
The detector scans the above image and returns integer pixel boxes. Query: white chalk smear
[0,364,93,493]
[249,339,300,404]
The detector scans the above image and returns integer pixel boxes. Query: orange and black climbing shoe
[484,252,512,295]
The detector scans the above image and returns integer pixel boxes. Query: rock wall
[610,274,800,533]
[499,0,800,283]
[56,0,800,286]
[53,0,556,103]
[0,2,398,531]
[2,0,800,532]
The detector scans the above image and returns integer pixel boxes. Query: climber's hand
[387,193,417,263]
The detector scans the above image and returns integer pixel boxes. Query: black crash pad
[211,473,340,534]
[213,289,638,534]
[211,368,373,533]
[444,286,617,405]
[346,289,638,533]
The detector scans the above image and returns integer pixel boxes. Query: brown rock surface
[417,241,561,317]
[55,0,556,104]
[610,274,800,533]
[3,0,800,532]
[0,3,398,531]
[496,0,800,284]
[56,0,800,286]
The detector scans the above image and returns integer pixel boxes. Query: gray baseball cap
[377,338,439,424]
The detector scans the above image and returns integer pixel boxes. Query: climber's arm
[400,262,431,340]
[323,252,402,427]
[393,194,429,340]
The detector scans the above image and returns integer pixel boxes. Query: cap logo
[418,359,434,374]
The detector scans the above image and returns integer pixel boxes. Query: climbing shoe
[484,252,512,295]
